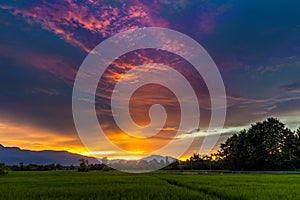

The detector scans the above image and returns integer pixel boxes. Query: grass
[0,171,299,200]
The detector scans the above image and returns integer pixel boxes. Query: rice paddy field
[0,171,299,200]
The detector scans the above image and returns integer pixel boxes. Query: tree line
[59,118,300,172]
[1,118,300,174]
[167,118,300,171]
[4,162,74,171]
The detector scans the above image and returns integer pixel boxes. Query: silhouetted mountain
[108,155,177,164]
[0,144,178,166]
[0,144,99,166]
[140,154,176,163]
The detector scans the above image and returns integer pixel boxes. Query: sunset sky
[0,0,300,160]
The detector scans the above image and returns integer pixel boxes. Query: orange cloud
[157,127,178,131]
[0,121,85,154]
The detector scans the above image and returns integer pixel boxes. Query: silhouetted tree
[89,164,106,170]
[19,162,24,171]
[78,159,89,172]
[49,163,56,170]
[0,162,7,175]
[102,165,110,171]
[9,163,68,171]
[55,164,62,170]
[294,128,300,168]
[218,118,299,170]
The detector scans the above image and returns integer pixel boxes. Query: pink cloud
[29,54,77,84]
[1,1,169,52]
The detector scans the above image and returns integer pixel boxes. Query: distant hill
[0,144,99,166]
[108,155,177,164]
[140,154,177,163]
[0,144,177,166]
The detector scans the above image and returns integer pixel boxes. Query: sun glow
[0,121,84,153]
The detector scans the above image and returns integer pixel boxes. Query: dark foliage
[78,159,89,172]
[218,118,300,170]
[165,118,300,171]
[9,163,68,171]
[0,162,8,174]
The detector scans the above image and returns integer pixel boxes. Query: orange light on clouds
[0,120,174,160]
[0,121,86,154]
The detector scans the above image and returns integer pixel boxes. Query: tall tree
[219,118,298,170]
[78,159,89,172]
[0,162,7,175]
[294,128,300,168]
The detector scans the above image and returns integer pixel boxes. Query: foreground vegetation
[0,171,299,200]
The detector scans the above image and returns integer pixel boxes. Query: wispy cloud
[0,0,169,52]
[175,126,248,140]
[281,80,300,92]
[255,56,300,75]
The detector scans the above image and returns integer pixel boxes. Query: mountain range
[0,144,176,166]
[0,144,98,166]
